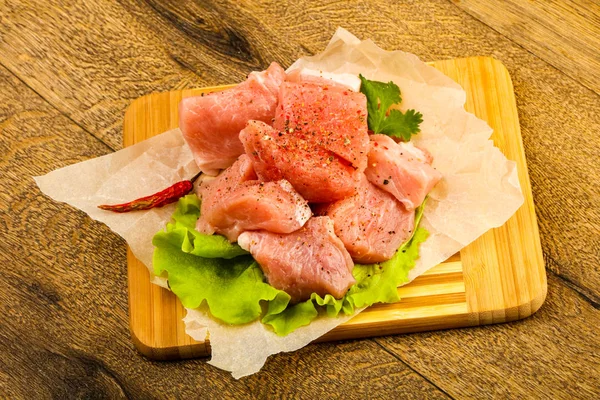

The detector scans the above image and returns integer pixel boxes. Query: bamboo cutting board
[124,57,546,359]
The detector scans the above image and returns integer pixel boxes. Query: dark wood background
[1,1,598,398]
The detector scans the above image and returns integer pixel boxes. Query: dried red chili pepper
[98,172,202,213]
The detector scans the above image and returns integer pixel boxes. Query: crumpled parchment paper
[35,28,523,379]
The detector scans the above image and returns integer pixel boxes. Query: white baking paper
[35,28,523,378]
[34,128,199,288]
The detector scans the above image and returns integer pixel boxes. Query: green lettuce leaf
[156,194,248,259]
[359,74,423,141]
[153,194,429,335]
[153,195,289,325]
[262,299,319,336]
[170,193,202,229]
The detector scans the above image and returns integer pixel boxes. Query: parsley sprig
[359,74,423,141]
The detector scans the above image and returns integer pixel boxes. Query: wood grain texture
[453,0,600,95]
[436,57,548,322]
[1,0,599,398]
[0,0,206,150]
[126,56,546,358]
[376,274,600,399]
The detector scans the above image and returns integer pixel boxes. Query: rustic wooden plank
[0,0,205,150]
[1,0,599,396]
[241,340,452,399]
[118,0,303,71]
[0,65,131,398]
[453,0,600,95]
[376,274,600,399]
[0,63,450,400]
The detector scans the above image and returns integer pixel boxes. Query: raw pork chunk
[197,155,311,242]
[285,69,360,91]
[273,81,369,171]
[240,120,361,203]
[318,175,415,263]
[237,217,356,302]
[365,134,442,210]
[179,62,286,175]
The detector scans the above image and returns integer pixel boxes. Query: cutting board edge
[128,291,547,360]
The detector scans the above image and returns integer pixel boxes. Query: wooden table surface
[1,1,598,398]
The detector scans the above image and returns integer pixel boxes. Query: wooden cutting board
[124,56,546,359]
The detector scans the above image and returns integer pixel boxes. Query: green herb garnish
[359,74,423,140]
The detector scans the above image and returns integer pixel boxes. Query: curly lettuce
[152,194,428,335]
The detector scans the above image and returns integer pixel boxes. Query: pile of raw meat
[179,62,442,303]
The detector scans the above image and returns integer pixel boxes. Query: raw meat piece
[365,134,442,210]
[240,120,361,203]
[273,81,369,171]
[179,62,286,175]
[237,217,356,302]
[196,154,257,236]
[197,155,310,242]
[286,68,361,91]
[318,175,415,263]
